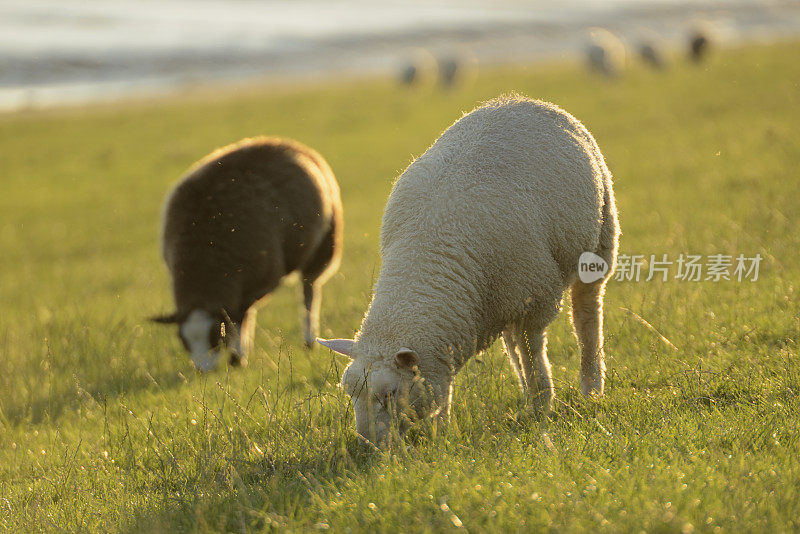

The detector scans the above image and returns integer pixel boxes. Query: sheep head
[151,309,235,372]
[318,338,442,446]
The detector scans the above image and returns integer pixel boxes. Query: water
[1,0,798,110]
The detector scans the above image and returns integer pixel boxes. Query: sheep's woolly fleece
[336,94,619,438]
[159,136,343,369]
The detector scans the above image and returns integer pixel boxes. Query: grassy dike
[0,40,798,532]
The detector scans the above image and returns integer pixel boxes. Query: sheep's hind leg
[570,280,606,397]
[512,319,555,412]
[301,279,321,348]
[300,224,338,349]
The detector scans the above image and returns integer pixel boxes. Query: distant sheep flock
[585,26,714,77]
[397,29,711,89]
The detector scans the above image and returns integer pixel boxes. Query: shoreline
[0,23,800,117]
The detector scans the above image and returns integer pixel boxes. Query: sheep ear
[395,347,419,369]
[149,312,179,324]
[317,338,355,358]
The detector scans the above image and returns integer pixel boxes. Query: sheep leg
[301,278,321,348]
[501,331,527,389]
[433,381,453,438]
[229,307,256,367]
[570,280,606,396]
[300,224,338,349]
[513,321,555,412]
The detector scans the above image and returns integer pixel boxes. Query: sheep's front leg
[229,307,256,367]
[506,312,556,412]
[302,279,321,348]
[513,322,555,412]
[501,331,526,389]
[570,280,606,396]
[429,380,453,439]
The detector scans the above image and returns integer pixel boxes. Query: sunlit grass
[0,40,798,532]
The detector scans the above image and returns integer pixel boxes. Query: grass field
[1,40,799,532]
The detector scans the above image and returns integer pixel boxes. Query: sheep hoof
[580,375,604,397]
[528,388,554,414]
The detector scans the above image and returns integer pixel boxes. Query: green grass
[1,40,799,532]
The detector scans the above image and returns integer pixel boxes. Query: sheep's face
[319,339,438,445]
[179,309,223,372]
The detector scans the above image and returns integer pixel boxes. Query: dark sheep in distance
[690,32,710,62]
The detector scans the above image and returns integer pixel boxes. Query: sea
[1,0,798,110]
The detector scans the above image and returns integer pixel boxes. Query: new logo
[578,252,609,283]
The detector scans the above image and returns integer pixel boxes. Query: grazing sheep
[639,42,667,69]
[636,29,668,70]
[689,31,710,62]
[399,48,438,87]
[153,137,343,371]
[319,95,620,444]
[586,28,627,77]
[437,57,460,88]
[399,64,418,86]
[639,43,661,68]
[688,20,718,63]
[437,51,478,89]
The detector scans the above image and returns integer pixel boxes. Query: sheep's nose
[191,351,219,372]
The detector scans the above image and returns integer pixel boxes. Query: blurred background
[1,0,799,111]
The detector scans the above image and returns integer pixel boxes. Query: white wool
[335,95,620,443]
[180,309,219,372]
[586,28,627,77]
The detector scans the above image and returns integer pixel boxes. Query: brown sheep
[152,137,342,371]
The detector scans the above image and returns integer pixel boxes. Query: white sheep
[399,48,438,88]
[688,21,718,63]
[586,28,627,78]
[437,50,478,90]
[689,31,710,63]
[153,136,343,371]
[636,29,669,70]
[319,95,620,444]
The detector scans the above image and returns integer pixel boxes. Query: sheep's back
[162,137,337,283]
[380,97,610,326]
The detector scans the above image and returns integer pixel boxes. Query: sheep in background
[399,64,419,86]
[689,31,710,62]
[639,43,665,69]
[586,28,627,77]
[638,30,669,70]
[688,21,718,63]
[399,48,438,87]
[152,137,343,371]
[437,50,478,90]
[319,95,620,445]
